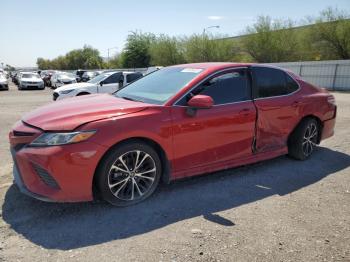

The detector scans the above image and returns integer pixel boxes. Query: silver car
[0,73,9,90]
[18,72,45,90]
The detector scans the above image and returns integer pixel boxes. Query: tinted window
[104,73,122,84]
[178,69,250,105]
[285,73,299,93]
[253,67,289,98]
[126,73,142,83]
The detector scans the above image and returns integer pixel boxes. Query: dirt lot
[0,82,349,262]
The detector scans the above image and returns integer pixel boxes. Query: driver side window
[178,69,250,105]
[104,73,121,84]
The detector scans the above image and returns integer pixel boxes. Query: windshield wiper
[120,96,144,103]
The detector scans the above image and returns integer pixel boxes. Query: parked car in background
[18,72,45,90]
[40,70,56,87]
[53,71,143,100]
[50,72,77,89]
[9,63,336,206]
[74,69,87,82]
[12,72,20,85]
[81,71,101,82]
[0,73,9,90]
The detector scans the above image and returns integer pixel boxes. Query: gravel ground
[0,82,349,262]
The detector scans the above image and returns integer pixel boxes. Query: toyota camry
[9,63,336,206]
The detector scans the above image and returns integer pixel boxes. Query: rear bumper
[321,116,336,141]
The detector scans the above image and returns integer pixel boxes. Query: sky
[1,0,349,67]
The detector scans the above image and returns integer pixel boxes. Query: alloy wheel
[107,150,157,201]
[302,122,318,157]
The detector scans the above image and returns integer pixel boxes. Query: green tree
[36,45,104,70]
[149,34,185,66]
[241,16,300,62]
[182,33,237,63]
[121,31,155,68]
[306,7,350,60]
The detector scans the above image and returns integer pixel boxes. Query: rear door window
[252,67,298,98]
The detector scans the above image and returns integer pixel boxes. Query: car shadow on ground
[2,147,350,250]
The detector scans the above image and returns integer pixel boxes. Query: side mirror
[100,81,104,86]
[186,95,214,117]
[188,95,213,109]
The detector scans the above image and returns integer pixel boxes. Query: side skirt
[171,147,288,181]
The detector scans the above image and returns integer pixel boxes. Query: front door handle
[238,108,251,115]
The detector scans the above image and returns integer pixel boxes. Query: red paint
[187,95,214,108]
[9,63,337,202]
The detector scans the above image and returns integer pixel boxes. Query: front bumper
[11,147,53,202]
[9,123,108,202]
[20,82,44,89]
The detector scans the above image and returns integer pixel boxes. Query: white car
[18,72,45,90]
[53,71,143,101]
[51,72,77,89]
[0,73,9,90]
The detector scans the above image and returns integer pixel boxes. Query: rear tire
[96,141,161,206]
[288,118,319,160]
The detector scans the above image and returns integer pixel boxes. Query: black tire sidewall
[96,141,162,206]
[289,118,318,160]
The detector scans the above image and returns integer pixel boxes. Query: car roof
[171,62,253,70]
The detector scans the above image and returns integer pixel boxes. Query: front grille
[53,92,59,101]
[32,163,60,189]
[63,81,72,84]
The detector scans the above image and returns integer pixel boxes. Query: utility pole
[203,25,220,35]
[107,47,118,68]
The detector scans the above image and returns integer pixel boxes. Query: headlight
[30,131,96,146]
[59,89,74,94]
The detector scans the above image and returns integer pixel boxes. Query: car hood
[59,77,75,81]
[55,82,95,92]
[22,94,150,131]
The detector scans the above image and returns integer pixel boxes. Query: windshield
[59,73,75,79]
[84,72,95,76]
[22,74,40,79]
[115,67,203,104]
[88,73,111,84]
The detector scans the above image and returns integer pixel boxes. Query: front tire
[288,118,319,160]
[96,141,162,206]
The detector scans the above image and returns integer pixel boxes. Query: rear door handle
[292,100,302,107]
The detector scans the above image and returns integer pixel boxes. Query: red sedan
[9,63,336,206]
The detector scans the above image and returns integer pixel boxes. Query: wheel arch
[76,91,91,96]
[289,115,323,145]
[92,137,171,200]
